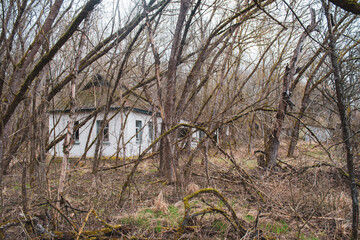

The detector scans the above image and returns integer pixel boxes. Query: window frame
[177,127,189,139]
[96,120,110,142]
[136,120,143,144]
[148,121,153,142]
[73,120,80,143]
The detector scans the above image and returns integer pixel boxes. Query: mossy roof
[50,76,154,115]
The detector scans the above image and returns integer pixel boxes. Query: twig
[254,0,287,29]
[178,188,247,239]
[17,217,32,239]
[100,153,158,171]
[47,200,78,232]
[75,206,93,240]
[91,209,114,229]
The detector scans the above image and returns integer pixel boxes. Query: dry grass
[185,183,200,196]
[0,141,356,239]
[153,191,169,214]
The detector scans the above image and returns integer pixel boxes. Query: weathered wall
[48,110,162,158]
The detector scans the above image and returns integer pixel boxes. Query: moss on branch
[329,0,360,14]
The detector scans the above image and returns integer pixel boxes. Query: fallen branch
[297,162,360,187]
[0,215,53,239]
[298,162,342,175]
[177,188,247,239]
[75,206,93,240]
[36,225,128,240]
[47,200,78,232]
[0,208,131,240]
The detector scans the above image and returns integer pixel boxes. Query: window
[136,120,142,144]
[67,120,80,144]
[148,121,153,142]
[96,120,109,142]
[199,130,206,140]
[73,121,80,143]
[178,127,189,138]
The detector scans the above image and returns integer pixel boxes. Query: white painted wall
[302,126,333,143]
[49,110,162,158]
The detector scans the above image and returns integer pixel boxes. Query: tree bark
[58,14,90,200]
[266,9,317,168]
[160,0,191,184]
[0,0,101,136]
[57,78,75,201]
[323,2,359,238]
[287,53,327,157]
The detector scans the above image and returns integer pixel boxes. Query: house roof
[50,74,157,116]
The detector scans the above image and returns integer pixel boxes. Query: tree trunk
[265,76,288,168]
[287,71,313,157]
[266,9,317,168]
[160,0,191,184]
[57,81,75,201]
[323,2,358,238]
[58,14,89,199]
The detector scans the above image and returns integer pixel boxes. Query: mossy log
[37,225,129,239]
[0,217,129,240]
[177,188,248,239]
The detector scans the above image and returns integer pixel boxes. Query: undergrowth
[0,142,354,239]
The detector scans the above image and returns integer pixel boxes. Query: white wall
[302,126,333,143]
[48,110,162,158]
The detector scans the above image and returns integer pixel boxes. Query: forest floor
[0,141,355,239]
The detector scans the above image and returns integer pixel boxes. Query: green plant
[299,233,320,240]
[264,220,289,234]
[139,208,154,215]
[244,214,254,221]
[211,219,227,232]
[154,225,162,233]
[133,206,182,230]
[120,215,150,227]
[135,216,150,227]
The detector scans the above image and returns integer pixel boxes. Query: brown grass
[0,141,355,239]
[153,191,169,214]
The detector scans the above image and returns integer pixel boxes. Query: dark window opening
[96,120,109,142]
[178,127,189,138]
[148,122,153,142]
[73,121,80,143]
[199,130,206,140]
[136,120,142,144]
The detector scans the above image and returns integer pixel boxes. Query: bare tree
[58,15,89,206]
[323,1,359,238]
[0,0,101,190]
[265,9,317,168]
[159,0,192,184]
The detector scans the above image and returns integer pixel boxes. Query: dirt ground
[0,142,355,239]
